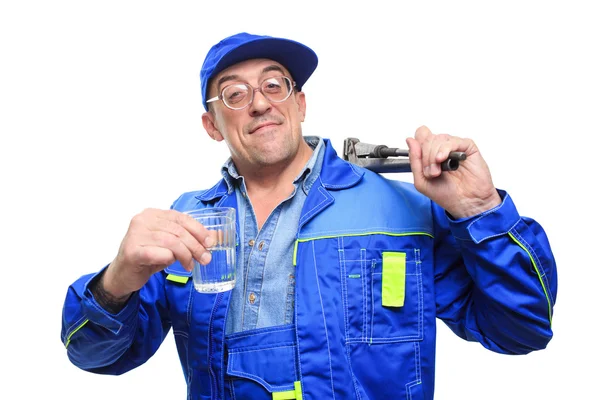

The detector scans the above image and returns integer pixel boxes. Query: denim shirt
[222,136,325,334]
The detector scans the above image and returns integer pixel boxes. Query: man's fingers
[130,209,215,268]
[414,125,433,142]
[406,137,425,184]
[149,230,197,269]
[136,245,176,270]
[168,210,216,248]
[413,127,473,178]
[205,229,221,246]
[415,126,434,177]
[426,134,454,177]
[152,216,211,265]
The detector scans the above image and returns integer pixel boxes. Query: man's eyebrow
[261,65,286,75]
[216,74,240,89]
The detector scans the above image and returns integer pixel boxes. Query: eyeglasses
[206,76,296,110]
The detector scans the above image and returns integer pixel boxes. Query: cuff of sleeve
[447,190,521,244]
[80,266,140,335]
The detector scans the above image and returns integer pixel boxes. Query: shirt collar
[220,136,325,194]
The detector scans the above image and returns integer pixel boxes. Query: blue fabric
[223,137,325,334]
[200,32,318,110]
[61,138,558,399]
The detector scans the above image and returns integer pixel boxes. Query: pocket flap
[227,344,297,393]
[164,261,192,281]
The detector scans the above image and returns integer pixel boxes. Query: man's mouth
[249,122,278,134]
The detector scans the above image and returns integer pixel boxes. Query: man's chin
[253,154,289,168]
[251,146,294,167]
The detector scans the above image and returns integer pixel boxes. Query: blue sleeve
[60,196,196,374]
[60,267,171,375]
[433,190,558,354]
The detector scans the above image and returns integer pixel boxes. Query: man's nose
[248,89,271,116]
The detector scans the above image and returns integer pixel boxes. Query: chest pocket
[340,245,423,343]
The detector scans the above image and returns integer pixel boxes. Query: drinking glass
[184,207,236,293]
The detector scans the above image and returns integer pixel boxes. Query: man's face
[202,58,307,170]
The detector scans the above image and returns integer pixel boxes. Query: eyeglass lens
[222,76,292,109]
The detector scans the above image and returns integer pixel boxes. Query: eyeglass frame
[205,75,297,110]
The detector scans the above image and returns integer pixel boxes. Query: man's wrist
[89,271,132,314]
[447,191,502,220]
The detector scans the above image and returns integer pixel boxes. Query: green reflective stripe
[382,252,406,307]
[272,389,296,400]
[508,232,553,325]
[166,274,189,284]
[294,381,303,400]
[297,231,433,242]
[293,240,299,266]
[271,381,302,399]
[292,232,433,267]
[64,318,89,348]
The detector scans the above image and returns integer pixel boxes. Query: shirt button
[248,239,255,247]
[258,241,265,250]
[242,191,247,198]
[249,292,256,304]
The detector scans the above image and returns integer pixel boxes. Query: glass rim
[184,207,235,215]
[184,208,235,223]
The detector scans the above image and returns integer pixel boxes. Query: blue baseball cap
[200,32,318,111]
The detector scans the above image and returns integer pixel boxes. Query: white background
[1,0,597,398]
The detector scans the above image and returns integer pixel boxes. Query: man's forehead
[213,59,291,85]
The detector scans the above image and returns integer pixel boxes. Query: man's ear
[296,91,306,122]
[202,111,224,142]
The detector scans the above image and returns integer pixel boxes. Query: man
[61,32,557,399]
